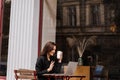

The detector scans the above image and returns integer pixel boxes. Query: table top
[43,73,86,77]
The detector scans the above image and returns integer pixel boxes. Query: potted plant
[67,36,97,65]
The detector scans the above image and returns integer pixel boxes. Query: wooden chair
[91,65,109,80]
[14,69,37,80]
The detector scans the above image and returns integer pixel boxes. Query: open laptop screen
[64,61,78,75]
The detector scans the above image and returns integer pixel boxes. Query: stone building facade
[56,0,120,69]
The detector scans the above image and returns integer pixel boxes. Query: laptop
[64,61,78,75]
[43,61,78,76]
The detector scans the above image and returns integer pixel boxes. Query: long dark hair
[41,41,56,56]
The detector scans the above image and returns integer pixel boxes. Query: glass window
[90,4,100,26]
[68,6,76,26]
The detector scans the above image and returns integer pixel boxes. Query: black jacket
[35,55,62,80]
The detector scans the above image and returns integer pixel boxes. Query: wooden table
[43,74,86,80]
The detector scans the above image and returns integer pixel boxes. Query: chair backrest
[94,65,104,75]
[14,69,37,80]
[92,65,109,80]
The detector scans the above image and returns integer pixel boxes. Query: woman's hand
[47,61,55,72]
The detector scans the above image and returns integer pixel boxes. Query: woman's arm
[35,56,55,75]
[35,56,48,75]
[53,59,62,73]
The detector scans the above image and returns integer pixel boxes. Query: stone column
[76,5,80,26]
[100,4,105,25]
[42,0,57,48]
[7,0,40,79]
[80,0,86,26]
[63,6,68,26]
[86,4,90,26]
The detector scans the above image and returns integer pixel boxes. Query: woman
[35,41,62,80]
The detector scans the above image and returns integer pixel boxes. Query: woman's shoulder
[38,55,46,60]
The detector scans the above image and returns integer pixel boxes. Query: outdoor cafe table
[43,74,86,80]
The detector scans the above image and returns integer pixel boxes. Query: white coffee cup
[57,51,63,59]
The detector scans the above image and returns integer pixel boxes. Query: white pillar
[7,0,40,79]
[41,0,57,48]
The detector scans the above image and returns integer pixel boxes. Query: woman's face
[49,46,56,56]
